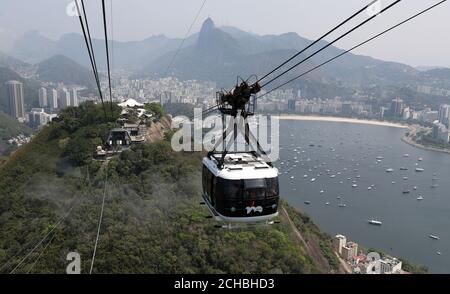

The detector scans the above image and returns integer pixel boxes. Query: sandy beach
[276,115,409,129]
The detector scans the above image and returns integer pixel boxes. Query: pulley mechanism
[216,78,261,117]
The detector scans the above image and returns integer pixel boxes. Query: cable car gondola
[202,152,279,222]
[201,79,280,223]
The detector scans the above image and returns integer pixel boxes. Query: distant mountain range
[0,51,30,73]
[0,53,96,112]
[140,18,448,98]
[9,30,185,71]
[35,54,97,87]
[5,18,450,104]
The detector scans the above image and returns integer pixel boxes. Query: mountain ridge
[36,54,96,87]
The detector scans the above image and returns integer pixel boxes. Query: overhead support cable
[89,163,109,274]
[101,0,114,114]
[260,0,403,88]
[75,0,107,119]
[257,0,448,101]
[165,0,208,76]
[257,0,379,83]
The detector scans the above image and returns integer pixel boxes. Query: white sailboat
[368,219,382,226]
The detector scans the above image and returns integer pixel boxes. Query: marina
[278,120,450,273]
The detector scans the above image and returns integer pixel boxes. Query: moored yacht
[368,219,382,226]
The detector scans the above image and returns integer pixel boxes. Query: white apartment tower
[49,89,58,110]
[333,234,347,255]
[59,88,71,109]
[438,104,450,127]
[38,87,48,108]
[71,88,79,107]
[5,80,25,119]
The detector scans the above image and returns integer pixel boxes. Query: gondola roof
[203,153,278,180]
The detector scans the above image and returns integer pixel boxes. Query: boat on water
[338,197,346,207]
[368,186,372,190]
[368,219,383,226]
[352,184,358,188]
[403,154,410,157]
[413,186,418,190]
[304,201,311,205]
[429,235,440,240]
[320,190,324,194]
[417,195,424,201]
[418,157,423,161]
[310,178,316,182]
[325,202,330,205]
[376,156,384,160]
[402,190,411,194]
[400,167,408,171]
[386,168,394,172]
[437,251,442,255]
[415,167,425,172]
[431,177,439,188]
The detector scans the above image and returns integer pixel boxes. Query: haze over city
[0,0,449,67]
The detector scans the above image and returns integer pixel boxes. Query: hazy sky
[0,0,449,67]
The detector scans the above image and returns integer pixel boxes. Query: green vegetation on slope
[283,203,340,271]
[0,102,338,274]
